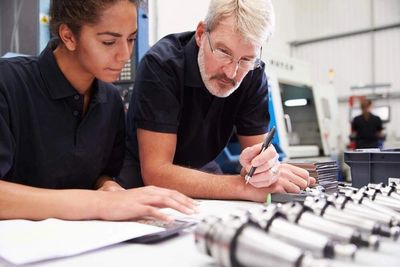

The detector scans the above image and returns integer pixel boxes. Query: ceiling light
[284,99,308,107]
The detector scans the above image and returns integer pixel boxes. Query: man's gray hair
[204,0,275,45]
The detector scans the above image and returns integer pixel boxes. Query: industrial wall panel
[293,35,372,97]
[295,0,371,40]
[374,28,400,92]
[374,0,400,26]
[374,28,400,142]
[154,0,209,41]
[268,0,296,55]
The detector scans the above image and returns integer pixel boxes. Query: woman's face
[73,0,137,82]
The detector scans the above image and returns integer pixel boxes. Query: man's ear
[58,24,77,51]
[195,21,206,47]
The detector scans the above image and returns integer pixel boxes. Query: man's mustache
[210,74,236,86]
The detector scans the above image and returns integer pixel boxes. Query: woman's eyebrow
[97,31,122,37]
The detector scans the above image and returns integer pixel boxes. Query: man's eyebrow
[97,30,138,38]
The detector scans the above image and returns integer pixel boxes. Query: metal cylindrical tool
[362,187,400,213]
[248,205,356,259]
[330,193,399,230]
[340,186,400,227]
[194,215,330,267]
[350,190,400,230]
[279,202,378,249]
[368,183,400,201]
[304,196,392,240]
[388,182,400,194]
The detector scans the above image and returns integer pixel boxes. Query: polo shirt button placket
[73,110,79,117]
[74,94,80,100]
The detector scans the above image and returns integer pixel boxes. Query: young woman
[0,0,196,221]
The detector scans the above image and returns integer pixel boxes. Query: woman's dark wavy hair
[50,0,139,38]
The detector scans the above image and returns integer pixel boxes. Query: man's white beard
[198,44,240,98]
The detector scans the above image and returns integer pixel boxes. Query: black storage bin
[344,149,400,188]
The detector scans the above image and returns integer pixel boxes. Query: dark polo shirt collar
[183,35,204,88]
[38,39,107,103]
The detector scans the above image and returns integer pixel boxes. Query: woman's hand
[98,186,198,222]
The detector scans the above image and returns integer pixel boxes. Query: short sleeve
[0,87,15,178]
[132,54,182,133]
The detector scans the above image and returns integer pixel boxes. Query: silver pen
[245,127,276,184]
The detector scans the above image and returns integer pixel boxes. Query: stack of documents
[289,160,339,194]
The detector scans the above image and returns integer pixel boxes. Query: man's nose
[223,60,239,79]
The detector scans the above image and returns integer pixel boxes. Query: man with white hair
[121,0,314,202]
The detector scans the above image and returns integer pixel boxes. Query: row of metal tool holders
[194,182,400,267]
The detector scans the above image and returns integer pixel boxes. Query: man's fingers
[248,163,280,188]
[239,145,262,166]
[279,178,301,193]
[251,146,277,167]
[248,162,311,190]
[284,164,310,179]
[280,164,310,189]
[280,169,308,189]
[249,155,278,174]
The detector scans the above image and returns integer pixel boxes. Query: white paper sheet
[0,200,262,265]
[0,219,163,265]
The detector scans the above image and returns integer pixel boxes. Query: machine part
[195,215,330,267]
[279,202,378,249]
[334,190,400,240]
[330,193,399,228]
[248,205,356,259]
[350,190,400,226]
[362,187,400,212]
[388,182,400,194]
[195,215,221,256]
[368,183,400,200]
[304,196,392,241]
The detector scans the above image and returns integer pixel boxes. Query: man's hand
[239,143,281,187]
[247,163,315,189]
[240,168,316,203]
[239,143,314,189]
[98,186,198,222]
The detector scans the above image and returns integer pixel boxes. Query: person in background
[351,99,384,149]
[120,0,315,202]
[0,0,196,221]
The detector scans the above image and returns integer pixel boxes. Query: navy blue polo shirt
[122,31,269,188]
[0,40,125,189]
